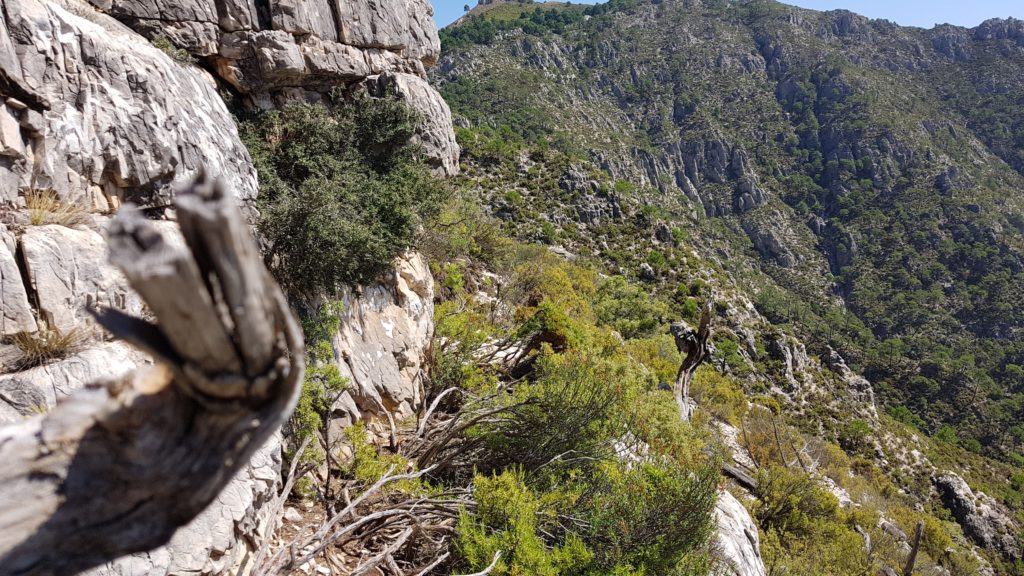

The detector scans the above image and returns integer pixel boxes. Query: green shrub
[287,301,348,468]
[241,92,447,295]
[580,459,718,573]
[593,275,669,339]
[753,465,839,536]
[839,419,873,452]
[475,347,623,472]
[151,34,195,65]
[690,366,747,425]
[456,469,591,575]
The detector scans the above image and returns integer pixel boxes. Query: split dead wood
[670,301,713,422]
[0,172,304,575]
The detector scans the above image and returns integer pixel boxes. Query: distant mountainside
[434,0,1024,571]
[436,0,1024,455]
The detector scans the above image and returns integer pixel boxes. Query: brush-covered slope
[435,0,1024,462]
[434,0,1024,571]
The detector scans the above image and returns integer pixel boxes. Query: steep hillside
[435,0,1024,572]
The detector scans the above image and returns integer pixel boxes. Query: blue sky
[430,0,1024,30]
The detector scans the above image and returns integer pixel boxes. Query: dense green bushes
[428,244,720,574]
[241,92,447,295]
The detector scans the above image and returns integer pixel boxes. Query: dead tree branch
[670,301,713,421]
[0,172,304,575]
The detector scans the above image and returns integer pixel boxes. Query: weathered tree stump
[0,172,304,576]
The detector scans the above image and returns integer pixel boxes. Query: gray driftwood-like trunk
[0,173,304,576]
[670,302,713,422]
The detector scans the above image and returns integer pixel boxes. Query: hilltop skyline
[430,0,1024,30]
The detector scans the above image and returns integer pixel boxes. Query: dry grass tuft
[5,328,89,371]
[24,189,91,227]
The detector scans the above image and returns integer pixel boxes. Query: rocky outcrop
[21,224,143,333]
[364,72,460,175]
[0,0,257,210]
[329,252,434,436]
[0,238,35,338]
[715,490,767,576]
[86,0,460,175]
[0,342,145,414]
[935,473,1021,560]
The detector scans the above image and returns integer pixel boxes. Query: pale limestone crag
[330,252,435,434]
[0,0,257,210]
[715,490,767,576]
[85,0,461,175]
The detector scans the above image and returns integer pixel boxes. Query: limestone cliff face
[0,0,257,211]
[0,0,450,574]
[85,0,460,175]
[715,491,767,576]
[329,252,434,436]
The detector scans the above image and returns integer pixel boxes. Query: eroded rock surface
[331,252,434,433]
[21,225,142,333]
[715,490,767,576]
[85,0,460,175]
[0,239,35,338]
[935,473,1021,560]
[0,0,257,209]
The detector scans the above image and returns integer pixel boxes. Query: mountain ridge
[434,0,1024,571]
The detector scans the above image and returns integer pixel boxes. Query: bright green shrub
[690,366,747,425]
[753,465,840,536]
[581,459,718,574]
[344,423,425,495]
[475,346,625,472]
[288,300,348,468]
[456,469,592,576]
[594,275,670,339]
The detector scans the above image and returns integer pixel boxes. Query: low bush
[241,92,447,296]
[5,328,88,370]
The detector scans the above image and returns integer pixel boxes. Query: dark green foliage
[241,93,446,295]
[441,5,588,50]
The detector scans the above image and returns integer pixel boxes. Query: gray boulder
[333,252,435,430]
[0,239,36,337]
[935,473,1021,560]
[715,490,767,576]
[20,225,142,334]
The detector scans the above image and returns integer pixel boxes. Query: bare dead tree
[670,301,713,421]
[0,172,304,575]
[903,520,924,576]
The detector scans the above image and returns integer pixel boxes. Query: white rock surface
[0,342,145,416]
[20,225,142,333]
[0,240,36,337]
[334,252,434,423]
[715,490,767,576]
[0,0,258,208]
